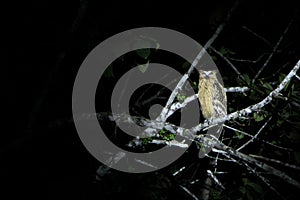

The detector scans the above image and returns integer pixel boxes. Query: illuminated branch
[166,86,249,119]
[156,0,240,122]
[193,60,300,132]
[110,60,300,189]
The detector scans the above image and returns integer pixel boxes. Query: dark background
[2,0,300,199]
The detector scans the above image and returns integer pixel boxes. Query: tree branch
[236,116,272,151]
[252,20,293,83]
[210,46,241,76]
[157,0,240,122]
[193,60,300,132]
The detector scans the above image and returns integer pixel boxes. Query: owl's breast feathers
[198,79,215,119]
[198,74,227,119]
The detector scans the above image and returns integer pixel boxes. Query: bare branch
[240,161,285,199]
[172,166,186,176]
[166,94,198,118]
[200,135,300,189]
[224,86,249,93]
[193,60,300,132]
[250,154,300,171]
[228,53,268,63]
[242,26,272,46]
[224,124,292,151]
[75,59,300,145]
[236,116,272,151]
[179,185,199,200]
[210,46,241,75]
[206,152,235,162]
[166,86,248,119]
[96,59,300,186]
[157,0,240,122]
[96,61,299,149]
[207,170,226,190]
[150,139,189,148]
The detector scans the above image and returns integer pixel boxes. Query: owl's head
[199,70,217,80]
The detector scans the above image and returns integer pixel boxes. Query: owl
[198,70,227,120]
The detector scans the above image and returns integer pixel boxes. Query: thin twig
[242,26,272,46]
[74,59,300,142]
[137,72,178,106]
[223,124,292,151]
[192,60,300,132]
[179,185,199,200]
[241,161,285,199]
[93,61,300,188]
[210,46,241,75]
[158,0,240,122]
[250,154,300,171]
[205,152,235,162]
[236,116,272,151]
[214,147,285,198]
[203,135,300,189]
[207,170,226,190]
[227,53,268,63]
[172,166,186,176]
[252,20,293,83]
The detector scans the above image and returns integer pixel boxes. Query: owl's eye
[199,70,214,77]
[203,71,213,76]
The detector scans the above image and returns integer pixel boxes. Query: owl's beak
[204,74,209,79]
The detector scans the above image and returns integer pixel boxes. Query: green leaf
[242,178,249,184]
[182,61,191,69]
[235,131,245,139]
[247,182,263,193]
[243,74,251,85]
[239,186,247,194]
[136,48,151,59]
[198,143,207,152]
[103,65,114,78]
[177,93,186,102]
[163,133,175,141]
[276,120,283,126]
[169,134,175,140]
[284,80,291,91]
[254,112,264,122]
[219,46,235,56]
[192,81,198,90]
[279,73,286,82]
[263,82,273,90]
[211,55,217,61]
[142,137,153,145]
[138,61,149,73]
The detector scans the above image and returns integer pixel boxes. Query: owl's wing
[212,80,227,117]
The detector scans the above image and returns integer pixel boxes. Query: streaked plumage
[198,70,227,120]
